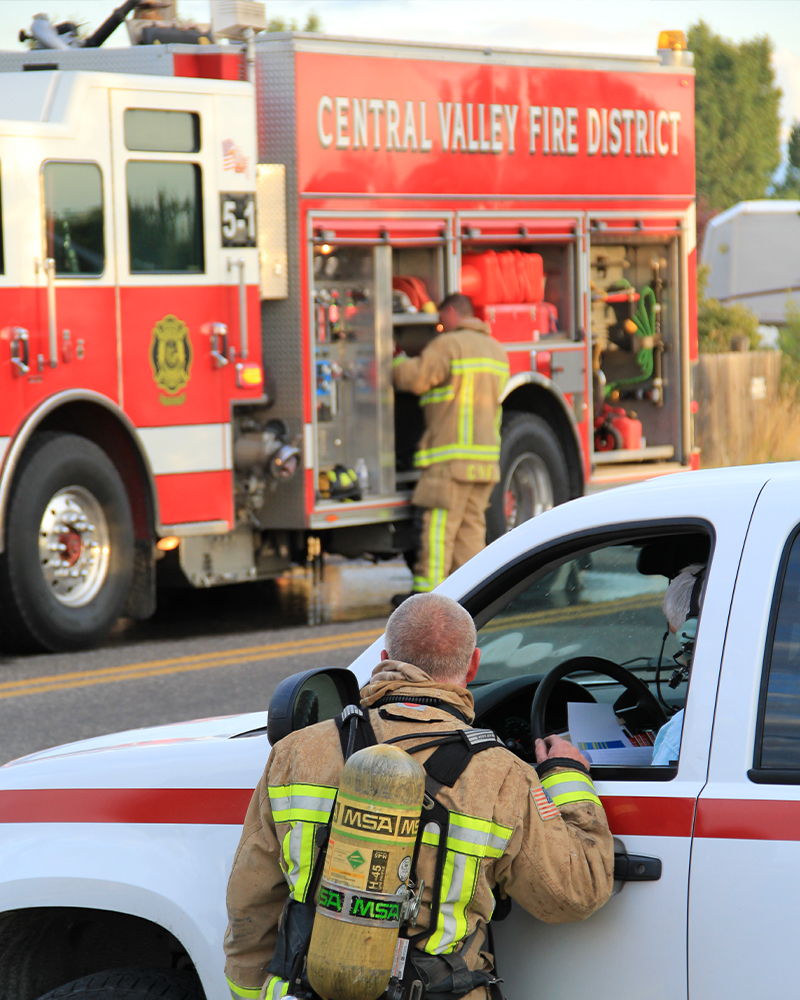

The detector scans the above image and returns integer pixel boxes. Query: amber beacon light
[660,30,686,50]
[657,31,692,66]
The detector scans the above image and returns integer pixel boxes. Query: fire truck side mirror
[267,666,362,746]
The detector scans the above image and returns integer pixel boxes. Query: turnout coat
[224,663,614,1000]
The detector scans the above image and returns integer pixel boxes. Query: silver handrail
[35,257,58,368]
[227,257,248,360]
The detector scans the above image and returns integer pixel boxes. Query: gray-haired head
[662,563,707,633]
[384,593,477,684]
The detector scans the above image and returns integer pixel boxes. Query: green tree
[778,302,800,393]
[266,11,322,32]
[772,121,800,199]
[696,264,761,353]
[689,21,782,218]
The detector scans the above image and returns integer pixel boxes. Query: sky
[3,0,800,140]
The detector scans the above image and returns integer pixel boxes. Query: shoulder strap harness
[272,701,506,1000]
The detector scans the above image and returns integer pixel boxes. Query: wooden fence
[693,351,782,468]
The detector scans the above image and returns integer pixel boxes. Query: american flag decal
[532,785,560,821]
[222,139,250,177]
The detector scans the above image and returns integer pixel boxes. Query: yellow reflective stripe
[548,788,602,807]
[227,977,262,999]
[421,822,441,846]
[268,783,337,824]
[392,354,408,368]
[413,576,433,592]
[458,372,474,447]
[420,385,455,406]
[426,851,480,955]
[451,358,510,377]
[427,508,448,589]
[540,770,602,808]
[265,976,290,1000]
[414,444,500,466]
[540,770,594,791]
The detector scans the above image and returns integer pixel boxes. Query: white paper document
[567,702,653,766]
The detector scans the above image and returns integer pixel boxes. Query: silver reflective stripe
[268,784,337,824]
[447,815,511,858]
[267,976,289,1000]
[437,852,469,953]
[284,822,304,891]
[540,779,595,798]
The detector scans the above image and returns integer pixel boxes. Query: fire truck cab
[0,34,697,652]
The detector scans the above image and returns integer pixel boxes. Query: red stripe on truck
[4,791,794,842]
[602,795,695,838]
[0,788,253,825]
[695,798,800,842]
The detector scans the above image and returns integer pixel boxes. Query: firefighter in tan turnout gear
[224,594,614,1000]
[393,295,509,594]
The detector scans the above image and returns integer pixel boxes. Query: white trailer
[701,199,800,325]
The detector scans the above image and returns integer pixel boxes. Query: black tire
[0,432,134,653]
[486,412,570,543]
[35,968,204,1000]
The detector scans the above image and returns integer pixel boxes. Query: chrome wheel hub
[503,453,554,531]
[38,487,110,607]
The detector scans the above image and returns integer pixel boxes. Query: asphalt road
[0,579,389,766]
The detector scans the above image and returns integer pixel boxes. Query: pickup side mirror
[266,666,362,746]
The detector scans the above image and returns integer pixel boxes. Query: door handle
[10,327,30,376]
[614,853,662,882]
[204,322,229,368]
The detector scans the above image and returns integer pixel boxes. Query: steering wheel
[530,656,668,743]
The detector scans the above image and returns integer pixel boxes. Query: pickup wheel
[0,432,134,653]
[35,968,204,1000]
[486,412,570,542]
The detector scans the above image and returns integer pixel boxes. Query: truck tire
[486,412,570,542]
[0,432,134,653]
[35,968,204,1000]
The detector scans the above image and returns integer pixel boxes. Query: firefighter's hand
[535,735,591,770]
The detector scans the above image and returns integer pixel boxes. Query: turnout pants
[413,480,494,592]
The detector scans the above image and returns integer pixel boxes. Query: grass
[699,390,800,468]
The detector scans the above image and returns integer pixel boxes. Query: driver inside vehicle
[468,530,711,772]
[651,562,708,765]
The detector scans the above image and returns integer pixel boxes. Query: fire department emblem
[150,314,193,404]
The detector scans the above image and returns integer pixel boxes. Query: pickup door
[690,476,800,998]
[463,477,763,1000]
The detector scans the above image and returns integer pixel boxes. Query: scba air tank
[307,744,425,1000]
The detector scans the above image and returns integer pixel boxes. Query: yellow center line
[479,594,662,633]
[2,629,384,702]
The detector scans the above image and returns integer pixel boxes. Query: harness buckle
[399,878,426,927]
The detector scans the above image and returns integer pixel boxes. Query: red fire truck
[0,28,697,652]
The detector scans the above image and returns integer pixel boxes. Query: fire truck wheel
[486,412,570,542]
[0,432,134,653]
[34,968,204,1000]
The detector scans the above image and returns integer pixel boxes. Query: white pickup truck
[2,462,799,1000]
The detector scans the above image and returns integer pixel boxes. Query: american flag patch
[532,785,560,821]
[222,138,250,177]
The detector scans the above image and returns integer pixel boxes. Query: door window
[126,161,204,273]
[754,529,800,773]
[470,529,711,772]
[124,109,200,153]
[42,161,105,276]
